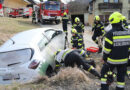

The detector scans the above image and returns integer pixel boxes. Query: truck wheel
[27,16,29,18]
[41,20,45,24]
[9,15,12,17]
[55,20,60,24]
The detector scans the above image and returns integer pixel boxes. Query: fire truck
[8,8,32,18]
[35,1,62,24]
[0,3,3,16]
[23,8,32,18]
[8,8,23,18]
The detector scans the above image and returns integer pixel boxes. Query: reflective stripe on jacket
[103,25,130,64]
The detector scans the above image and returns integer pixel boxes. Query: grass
[0,67,100,90]
[0,17,40,45]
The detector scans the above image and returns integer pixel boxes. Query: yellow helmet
[75,17,80,23]
[71,29,77,34]
[109,12,122,24]
[95,15,100,21]
[64,12,67,15]
[122,16,126,21]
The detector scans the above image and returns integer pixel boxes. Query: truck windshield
[45,3,60,10]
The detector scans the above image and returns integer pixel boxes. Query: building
[68,0,89,25]
[88,0,130,26]
[3,0,29,8]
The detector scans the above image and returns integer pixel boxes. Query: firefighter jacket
[103,24,130,65]
[32,11,36,18]
[55,49,87,63]
[71,34,84,49]
[62,15,68,24]
[92,21,105,36]
[122,20,128,29]
[72,22,84,34]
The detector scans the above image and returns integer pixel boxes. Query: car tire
[46,65,54,77]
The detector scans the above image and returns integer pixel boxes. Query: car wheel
[46,65,54,77]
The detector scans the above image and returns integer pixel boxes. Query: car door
[43,29,65,68]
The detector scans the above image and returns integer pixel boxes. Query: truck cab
[38,1,61,24]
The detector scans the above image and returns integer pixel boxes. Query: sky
[34,0,71,4]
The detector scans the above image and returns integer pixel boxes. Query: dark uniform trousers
[62,15,68,33]
[101,63,127,90]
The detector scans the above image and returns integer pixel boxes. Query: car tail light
[28,60,40,69]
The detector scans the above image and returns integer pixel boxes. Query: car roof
[0,28,56,52]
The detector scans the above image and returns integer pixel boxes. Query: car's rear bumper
[0,68,39,85]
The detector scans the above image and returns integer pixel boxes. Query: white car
[128,24,130,29]
[0,28,65,84]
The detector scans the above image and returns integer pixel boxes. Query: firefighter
[62,12,69,35]
[92,15,105,53]
[71,29,84,50]
[54,49,100,78]
[32,11,36,24]
[72,17,84,37]
[100,12,130,90]
[122,16,129,30]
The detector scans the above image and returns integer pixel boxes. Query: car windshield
[45,3,60,10]
[0,49,32,68]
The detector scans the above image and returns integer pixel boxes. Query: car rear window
[0,49,32,68]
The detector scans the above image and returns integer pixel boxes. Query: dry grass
[0,17,40,45]
[0,67,100,90]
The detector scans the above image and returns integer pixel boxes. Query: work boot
[101,84,109,90]
[90,69,101,78]
[98,47,102,53]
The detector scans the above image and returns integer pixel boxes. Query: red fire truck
[0,3,3,16]
[8,8,23,18]
[36,1,62,24]
[23,8,32,18]
[8,8,32,18]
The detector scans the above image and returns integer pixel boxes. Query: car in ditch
[0,28,65,84]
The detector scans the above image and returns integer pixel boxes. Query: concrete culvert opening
[71,14,84,24]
